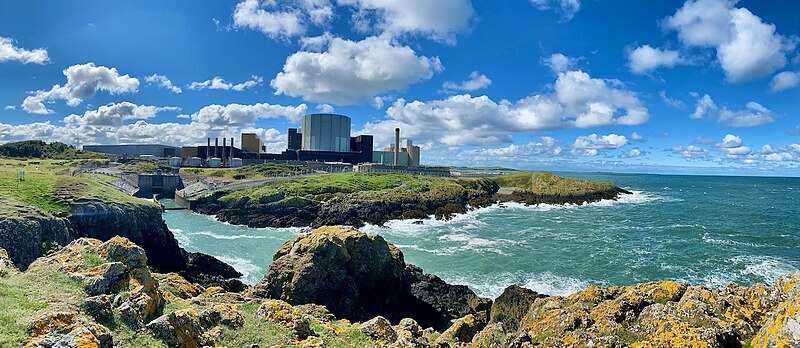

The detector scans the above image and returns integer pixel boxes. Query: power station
[84,113,427,170]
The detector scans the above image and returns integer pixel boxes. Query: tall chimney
[394,128,400,166]
[215,138,219,158]
[207,138,211,161]
[223,138,228,165]
[231,137,235,158]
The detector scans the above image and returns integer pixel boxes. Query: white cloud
[670,145,709,159]
[315,103,335,113]
[768,71,800,93]
[622,148,642,158]
[188,75,263,92]
[441,71,491,93]
[22,62,139,114]
[190,102,308,126]
[689,93,774,127]
[631,131,644,141]
[659,90,685,108]
[4,105,15,110]
[145,74,182,94]
[0,36,49,64]
[664,0,798,82]
[63,102,180,127]
[271,35,442,104]
[338,0,474,43]
[232,0,308,39]
[462,137,563,159]
[541,53,580,73]
[530,0,581,21]
[362,70,648,147]
[628,45,684,74]
[572,133,628,156]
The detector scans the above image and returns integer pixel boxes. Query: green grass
[117,160,173,173]
[493,172,616,195]
[0,264,86,347]
[217,302,295,347]
[0,159,154,217]
[83,253,107,268]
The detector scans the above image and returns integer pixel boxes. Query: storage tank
[169,157,182,167]
[209,157,222,168]
[230,158,243,168]
[301,114,351,152]
[188,157,202,167]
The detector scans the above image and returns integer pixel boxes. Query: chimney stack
[207,138,211,161]
[231,137,235,159]
[223,138,228,164]
[394,128,400,166]
[215,138,219,158]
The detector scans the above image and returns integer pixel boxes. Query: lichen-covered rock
[630,302,737,347]
[489,285,544,332]
[253,226,491,330]
[0,247,19,276]
[30,237,165,325]
[751,274,800,348]
[145,304,244,348]
[470,322,506,348]
[257,299,315,339]
[359,316,398,343]
[435,312,488,345]
[156,272,204,303]
[25,306,112,348]
[0,200,73,270]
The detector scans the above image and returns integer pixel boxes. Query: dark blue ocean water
[164,173,800,298]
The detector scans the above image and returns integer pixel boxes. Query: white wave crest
[444,271,596,299]
[215,255,264,285]
[194,231,270,240]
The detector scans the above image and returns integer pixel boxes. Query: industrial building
[83,144,180,158]
[87,113,425,169]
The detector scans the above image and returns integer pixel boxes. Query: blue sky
[1,0,798,175]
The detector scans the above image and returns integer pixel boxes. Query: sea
[163,172,800,299]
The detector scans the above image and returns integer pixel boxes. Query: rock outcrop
[489,284,546,332]
[25,305,112,348]
[0,199,73,270]
[252,226,492,331]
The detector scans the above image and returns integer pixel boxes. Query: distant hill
[0,140,113,160]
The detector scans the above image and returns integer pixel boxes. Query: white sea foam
[170,228,192,246]
[733,255,798,284]
[215,255,264,285]
[194,231,269,240]
[445,271,596,299]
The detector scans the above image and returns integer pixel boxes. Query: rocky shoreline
[0,199,245,292]
[2,226,798,347]
[193,174,631,229]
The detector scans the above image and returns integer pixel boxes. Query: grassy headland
[194,171,624,228]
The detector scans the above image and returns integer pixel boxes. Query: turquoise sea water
[163,173,800,299]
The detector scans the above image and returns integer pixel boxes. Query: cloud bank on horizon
[0,0,798,175]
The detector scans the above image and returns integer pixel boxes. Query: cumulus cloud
[628,45,684,74]
[670,145,709,159]
[145,74,182,94]
[315,104,335,113]
[689,93,774,127]
[530,0,581,21]
[659,90,685,108]
[768,71,800,93]
[571,133,628,156]
[63,102,180,127]
[188,75,263,92]
[271,35,442,104]
[620,148,642,158]
[630,131,645,141]
[541,53,580,73]
[339,0,474,43]
[232,0,472,43]
[664,0,798,82]
[190,102,308,126]
[462,137,563,159]
[0,36,49,64]
[4,105,16,110]
[22,62,139,114]
[441,71,491,93]
[361,70,648,147]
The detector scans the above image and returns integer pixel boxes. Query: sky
[1,0,799,176]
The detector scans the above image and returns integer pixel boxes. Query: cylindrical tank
[230,158,243,167]
[169,157,182,167]
[209,157,222,168]
[188,157,202,167]
[301,114,351,152]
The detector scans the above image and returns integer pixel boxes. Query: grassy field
[0,159,153,217]
[493,172,616,195]
[182,162,313,180]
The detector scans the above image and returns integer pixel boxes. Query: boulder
[359,316,397,343]
[435,312,488,345]
[256,299,314,339]
[179,251,246,292]
[253,226,491,331]
[751,274,800,347]
[489,285,546,332]
[25,306,112,348]
[145,305,244,348]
